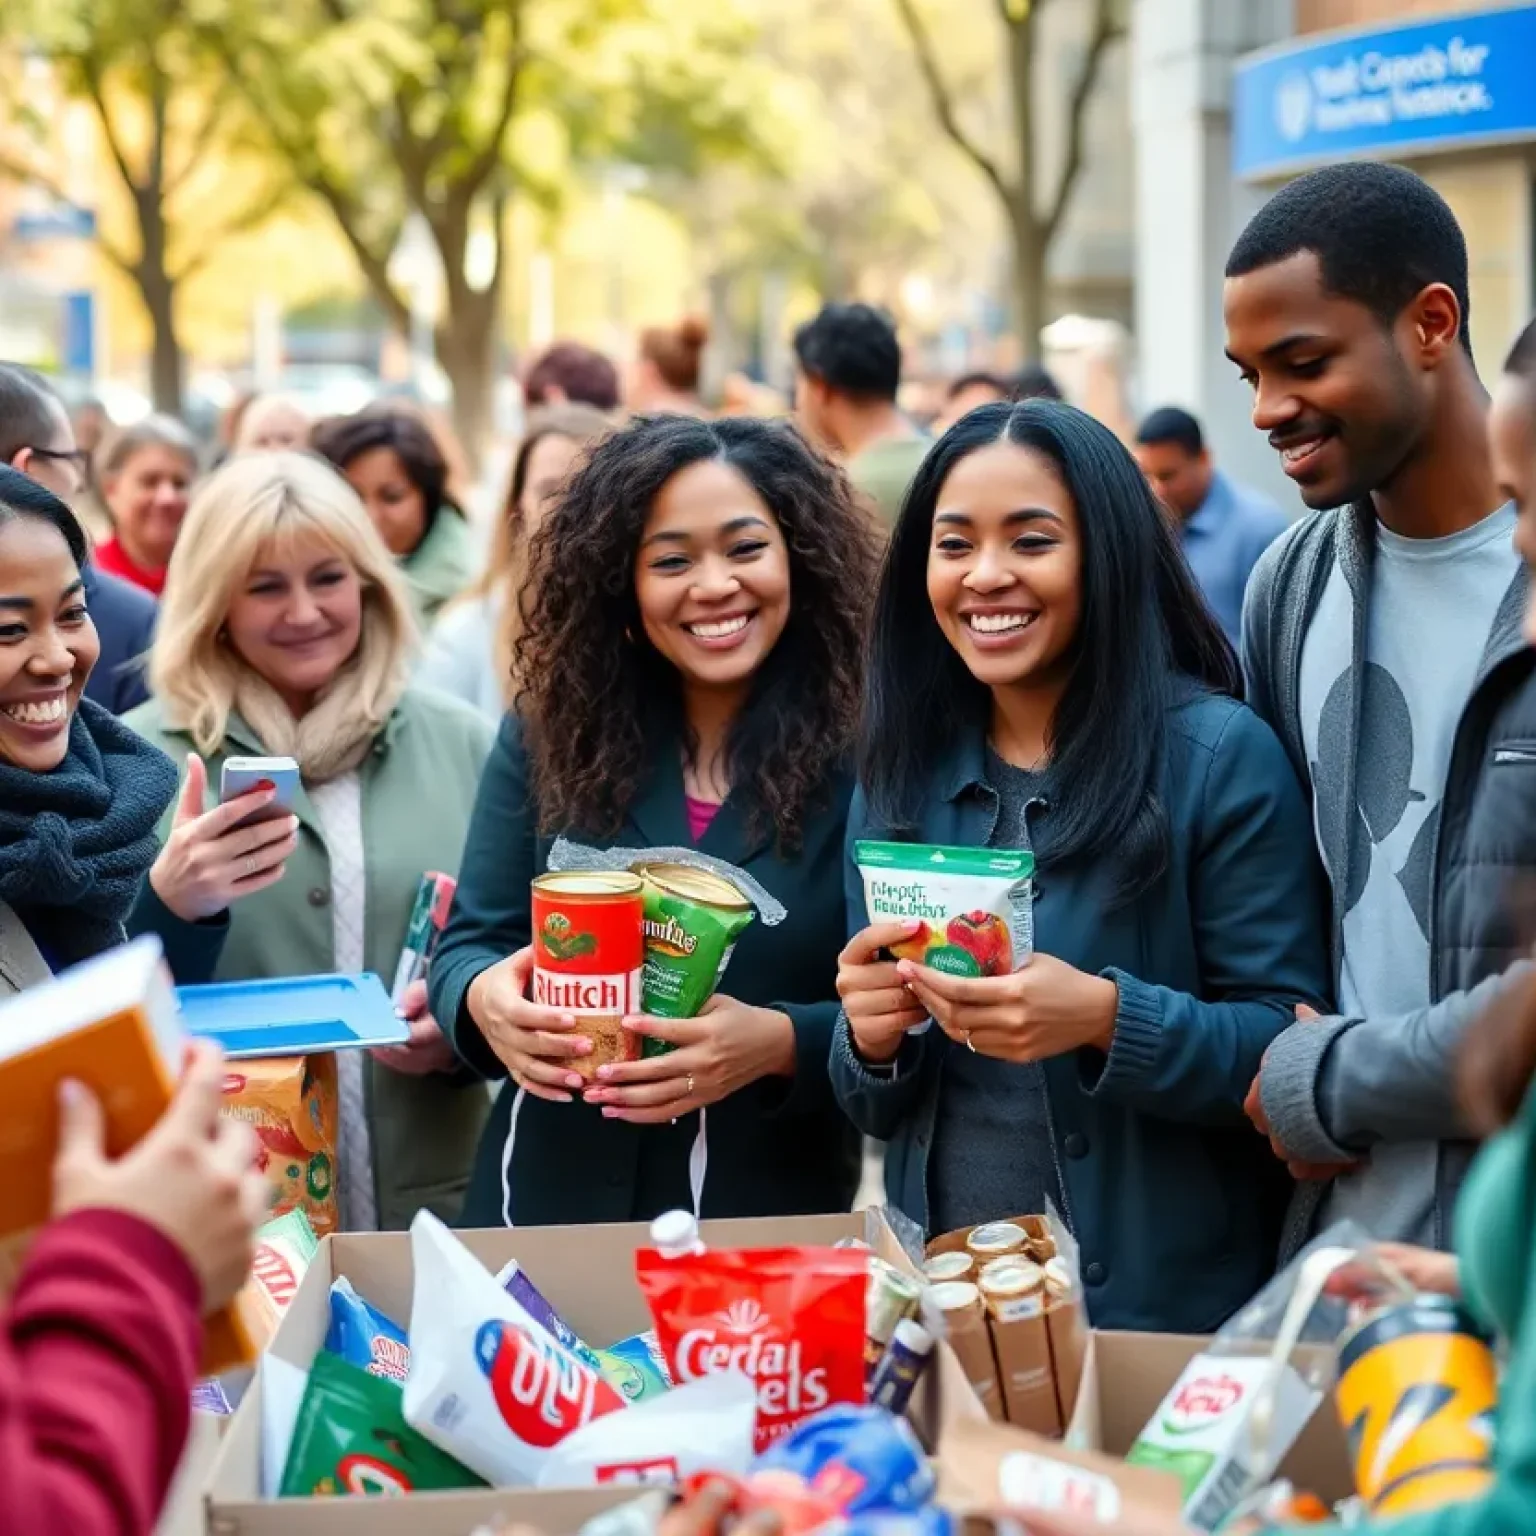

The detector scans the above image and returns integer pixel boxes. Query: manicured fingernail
[571,1038,592,1055]
[901,919,923,932]
[897,960,914,978]
[601,1106,619,1119]
[563,1073,582,1088]
[561,1014,576,1029]
[596,1064,613,1080]
[288,815,299,831]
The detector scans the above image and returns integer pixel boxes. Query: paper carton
[206,1211,988,1534]
[926,1214,1088,1436]
[1066,1331,1355,1510]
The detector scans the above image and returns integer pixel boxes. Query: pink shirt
[685,794,721,843]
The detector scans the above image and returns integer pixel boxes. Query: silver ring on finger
[243,855,256,878]
[965,1030,976,1053]
[686,1072,696,1097]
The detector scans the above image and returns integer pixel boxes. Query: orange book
[0,935,256,1375]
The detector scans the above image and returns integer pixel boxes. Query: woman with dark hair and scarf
[0,465,295,991]
[832,402,1331,1334]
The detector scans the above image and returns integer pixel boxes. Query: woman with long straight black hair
[833,400,1332,1333]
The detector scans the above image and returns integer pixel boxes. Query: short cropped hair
[1226,162,1472,352]
[1506,317,1536,379]
[0,364,64,464]
[1136,406,1204,457]
[793,303,902,403]
[523,342,621,411]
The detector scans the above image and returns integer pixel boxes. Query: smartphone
[220,755,300,828]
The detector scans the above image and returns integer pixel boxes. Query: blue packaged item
[593,1329,674,1402]
[325,1277,411,1382]
[754,1403,934,1515]
[178,972,409,1058]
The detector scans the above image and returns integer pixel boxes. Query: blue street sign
[1234,4,1536,180]
[62,292,94,376]
[11,204,96,242]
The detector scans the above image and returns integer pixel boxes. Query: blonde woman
[417,404,611,718]
[125,452,494,1231]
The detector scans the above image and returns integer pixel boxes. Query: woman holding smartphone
[429,413,879,1225]
[833,401,1330,1334]
[125,452,494,1230]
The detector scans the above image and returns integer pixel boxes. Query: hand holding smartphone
[220,755,301,828]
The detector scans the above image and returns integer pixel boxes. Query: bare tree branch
[165,88,234,197]
[890,0,1014,208]
[78,53,143,200]
[461,2,527,198]
[1042,0,1122,242]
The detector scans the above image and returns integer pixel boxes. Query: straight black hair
[0,463,89,569]
[862,400,1240,900]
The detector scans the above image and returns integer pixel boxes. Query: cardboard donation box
[1066,1331,1357,1512]
[205,1211,988,1535]
[925,1214,1088,1437]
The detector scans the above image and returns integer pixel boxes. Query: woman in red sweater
[2,1039,265,1536]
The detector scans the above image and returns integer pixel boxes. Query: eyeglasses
[26,446,91,475]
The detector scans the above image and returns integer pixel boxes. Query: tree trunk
[139,266,184,417]
[1009,200,1048,362]
[436,285,498,473]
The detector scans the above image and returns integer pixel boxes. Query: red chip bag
[636,1245,868,1452]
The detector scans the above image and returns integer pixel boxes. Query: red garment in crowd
[0,1209,201,1536]
[92,537,168,597]
[685,793,721,843]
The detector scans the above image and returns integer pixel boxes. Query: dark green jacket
[124,687,495,1229]
[404,508,479,628]
[430,713,861,1226]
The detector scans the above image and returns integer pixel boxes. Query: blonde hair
[456,404,612,705]
[149,451,418,757]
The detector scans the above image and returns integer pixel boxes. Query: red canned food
[530,871,645,1079]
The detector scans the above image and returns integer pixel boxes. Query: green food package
[279,1349,485,1497]
[636,862,755,1057]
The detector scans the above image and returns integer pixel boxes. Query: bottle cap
[650,1209,702,1257]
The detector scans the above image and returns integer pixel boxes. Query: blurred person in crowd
[94,415,200,597]
[1228,163,1523,1258]
[0,365,156,713]
[935,370,1013,432]
[67,394,113,537]
[126,452,493,1229]
[311,408,478,628]
[3,1039,264,1536]
[70,395,110,461]
[0,466,292,985]
[1135,405,1287,646]
[430,415,880,1226]
[833,401,1329,1331]
[1015,362,1064,401]
[233,393,310,454]
[522,340,622,412]
[793,302,928,524]
[418,404,612,719]
[627,317,710,416]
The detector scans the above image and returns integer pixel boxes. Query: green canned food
[636,862,755,1056]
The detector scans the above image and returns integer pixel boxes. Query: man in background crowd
[793,302,928,524]
[521,341,622,412]
[1134,404,1287,646]
[0,364,156,714]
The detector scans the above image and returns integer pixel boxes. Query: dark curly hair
[517,414,881,852]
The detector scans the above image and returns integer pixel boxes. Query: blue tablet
[177,972,409,1058]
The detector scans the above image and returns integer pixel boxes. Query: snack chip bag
[221,1054,339,1237]
[279,1349,484,1496]
[403,1212,627,1485]
[244,1206,320,1346]
[636,1244,868,1452]
[755,1403,934,1514]
[854,842,1033,976]
[326,1277,410,1382]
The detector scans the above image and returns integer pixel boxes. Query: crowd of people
[2,158,1536,1535]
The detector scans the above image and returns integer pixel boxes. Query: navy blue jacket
[82,565,155,714]
[831,689,1332,1333]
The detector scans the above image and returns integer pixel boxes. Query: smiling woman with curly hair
[430,413,882,1226]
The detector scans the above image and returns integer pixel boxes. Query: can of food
[979,1258,1047,1322]
[530,872,645,1080]
[634,862,755,1057]
[1335,1297,1497,1517]
[865,1259,924,1381]
[870,1318,935,1415]
[923,1250,975,1283]
[1043,1255,1074,1297]
[967,1221,1028,1261]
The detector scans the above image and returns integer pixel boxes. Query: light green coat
[403,509,480,628]
[124,687,495,1229]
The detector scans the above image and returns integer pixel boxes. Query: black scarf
[0,699,178,964]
